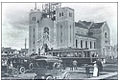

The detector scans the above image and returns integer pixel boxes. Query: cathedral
[29,3,110,58]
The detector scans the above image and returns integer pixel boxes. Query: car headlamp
[24,60,27,62]
[41,76,45,79]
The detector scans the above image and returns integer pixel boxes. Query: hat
[93,61,96,63]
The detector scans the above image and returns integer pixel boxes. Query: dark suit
[96,60,103,76]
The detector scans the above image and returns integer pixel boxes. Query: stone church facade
[29,3,110,58]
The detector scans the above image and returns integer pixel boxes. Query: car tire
[46,75,53,80]
[12,68,19,76]
[63,72,70,80]
[34,75,38,80]
[29,63,33,70]
[19,66,26,74]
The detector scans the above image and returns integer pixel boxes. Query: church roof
[75,20,105,29]
[90,22,105,29]
[81,21,92,26]
[75,22,88,29]
[75,21,92,29]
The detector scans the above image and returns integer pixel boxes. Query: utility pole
[25,38,27,56]
[49,2,51,18]
[34,2,37,10]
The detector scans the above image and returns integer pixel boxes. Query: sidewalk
[86,72,118,80]
[64,67,118,80]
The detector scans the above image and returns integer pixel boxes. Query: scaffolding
[42,3,61,21]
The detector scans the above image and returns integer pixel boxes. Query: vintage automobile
[1,56,20,77]
[32,58,70,80]
[7,56,34,74]
[1,57,9,76]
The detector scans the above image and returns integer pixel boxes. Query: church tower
[29,3,42,54]
[56,7,75,48]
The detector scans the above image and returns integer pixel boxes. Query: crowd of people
[69,58,103,77]
[93,58,103,76]
[70,60,78,70]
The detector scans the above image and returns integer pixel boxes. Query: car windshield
[47,62,54,70]
[34,60,59,70]
[35,60,47,68]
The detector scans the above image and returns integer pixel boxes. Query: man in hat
[96,58,103,76]
[73,60,78,70]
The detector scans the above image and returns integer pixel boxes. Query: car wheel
[19,66,26,74]
[29,63,33,70]
[63,72,70,80]
[12,68,19,76]
[34,75,38,80]
[46,75,53,80]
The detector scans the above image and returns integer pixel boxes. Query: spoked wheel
[46,75,54,80]
[19,67,26,74]
[11,68,19,76]
[29,63,33,70]
[34,75,39,80]
[63,72,70,80]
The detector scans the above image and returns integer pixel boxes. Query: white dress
[93,64,98,77]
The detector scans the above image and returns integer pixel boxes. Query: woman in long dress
[93,61,98,77]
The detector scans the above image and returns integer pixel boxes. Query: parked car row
[1,55,70,79]
[2,56,34,76]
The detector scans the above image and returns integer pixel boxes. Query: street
[1,63,118,80]
[106,75,118,80]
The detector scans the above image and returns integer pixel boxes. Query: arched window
[69,12,72,17]
[43,27,49,41]
[76,39,78,48]
[44,27,49,33]
[81,40,83,48]
[59,13,61,17]
[90,41,92,49]
[85,41,87,48]
[70,25,71,43]
[37,20,39,23]
[94,42,96,49]
[32,17,36,21]
[105,32,107,38]
[60,25,63,43]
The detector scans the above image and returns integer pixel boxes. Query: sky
[2,2,117,50]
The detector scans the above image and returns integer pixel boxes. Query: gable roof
[75,20,105,29]
[90,22,104,29]
[81,21,92,27]
[75,22,88,29]
[75,21,92,29]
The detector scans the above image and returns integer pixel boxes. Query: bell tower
[29,3,42,54]
[56,7,75,48]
